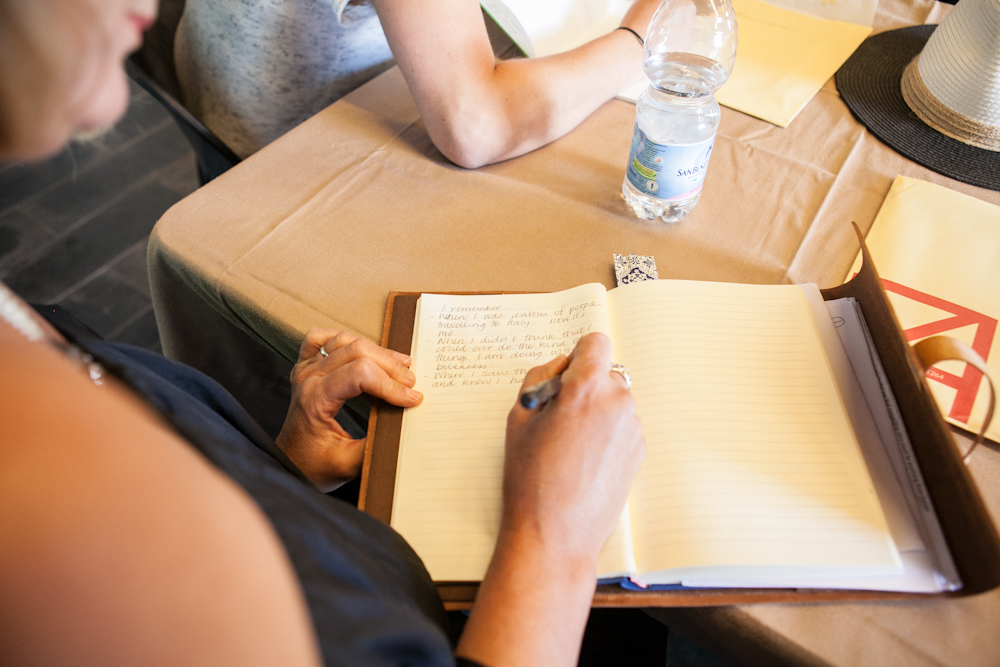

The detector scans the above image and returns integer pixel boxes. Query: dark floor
[0,81,734,667]
[0,80,199,353]
[580,609,735,667]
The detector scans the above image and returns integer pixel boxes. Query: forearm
[458,334,643,666]
[456,526,597,667]
[373,0,645,168]
[466,30,644,165]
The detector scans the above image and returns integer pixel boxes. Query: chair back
[126,0,241,184]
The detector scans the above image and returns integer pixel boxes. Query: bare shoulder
[0,322,321,667]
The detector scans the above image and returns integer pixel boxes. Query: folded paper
[848,176,1000,444]
[715,0,872,127]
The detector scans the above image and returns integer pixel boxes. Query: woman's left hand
[275,328,423,491]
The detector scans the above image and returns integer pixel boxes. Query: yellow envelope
[717,0,871,127]
[848,176,1000,445]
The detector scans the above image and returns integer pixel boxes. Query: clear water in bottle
[623,65,721,223]
[622,0,737,223]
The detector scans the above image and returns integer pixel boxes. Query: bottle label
[625,126,715,201]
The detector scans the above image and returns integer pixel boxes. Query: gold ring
[610,363,631,391]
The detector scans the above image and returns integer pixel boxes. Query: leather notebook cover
[360,232,1000,609]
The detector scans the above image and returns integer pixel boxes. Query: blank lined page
[392,285,636,581]
[607,280,899,581]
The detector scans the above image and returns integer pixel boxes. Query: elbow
[431,122,500,170]
[443,146,492,170]
[425,104,516,169]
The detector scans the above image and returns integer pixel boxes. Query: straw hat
[836,0,1000,191]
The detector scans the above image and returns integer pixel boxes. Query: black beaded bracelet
[616,26,644,47]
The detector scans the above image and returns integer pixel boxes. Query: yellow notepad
[716,0,872,127]
[848,176,1000,444]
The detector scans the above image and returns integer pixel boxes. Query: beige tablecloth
[149,0,1000,663]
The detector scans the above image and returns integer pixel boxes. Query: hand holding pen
[520,360,632,409]
[502,332,645,559]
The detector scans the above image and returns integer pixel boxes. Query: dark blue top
[39,306,456,667]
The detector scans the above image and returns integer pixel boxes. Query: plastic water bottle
[622,0,738,223]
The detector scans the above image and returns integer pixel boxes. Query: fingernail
[394,351,412,364]
[407,389,423,401]
[404,369,416,383]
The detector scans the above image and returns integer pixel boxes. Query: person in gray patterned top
[176,0,661,167]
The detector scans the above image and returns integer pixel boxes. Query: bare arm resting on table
[371,0,661,168]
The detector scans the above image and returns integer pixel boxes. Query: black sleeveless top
[39,307,459,667]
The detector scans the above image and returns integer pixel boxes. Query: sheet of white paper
[812,295,924,554]
[829,297,960,590]
[480,0,536,56]
[497,0,634,56]
[688,550,944,592]
[481,0,645,97]
[616,80,646,104]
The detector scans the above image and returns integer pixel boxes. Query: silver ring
[319,345,328,358]
[610,363,631,391]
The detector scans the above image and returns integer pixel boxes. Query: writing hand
[275,328,423,492]
[502,332,645,562]
[456,333,645,667]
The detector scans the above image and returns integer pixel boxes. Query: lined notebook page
[391,285,635,581]
[606,280,900,582]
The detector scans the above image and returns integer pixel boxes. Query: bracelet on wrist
[615,26,644,47]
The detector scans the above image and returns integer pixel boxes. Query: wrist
[615,25,645,48]
[275,424,345,492]
[275,426,317,483]
[499,498,609,572]
[493,522,599,588]
[457,525,597,667]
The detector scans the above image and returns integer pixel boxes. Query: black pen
[520,375,562,409]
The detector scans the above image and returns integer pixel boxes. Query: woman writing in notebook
[175,0,660,166]
[0,1,645,665]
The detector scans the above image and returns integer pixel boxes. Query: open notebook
[389,279,958,590]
